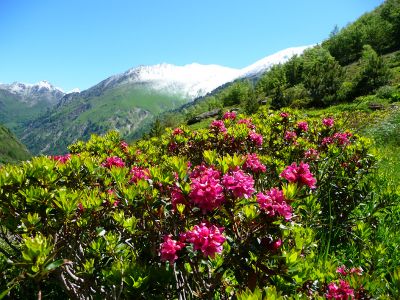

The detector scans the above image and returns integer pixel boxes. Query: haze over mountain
[0,46,310,154]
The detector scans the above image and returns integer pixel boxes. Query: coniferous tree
[302,47,343,107]
[354,45,391,96]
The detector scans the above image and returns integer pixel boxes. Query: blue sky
[0,0,384,91]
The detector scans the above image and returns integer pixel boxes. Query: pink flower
[171,187,186,209]
[101,156,125,168]
[168,142,178,152]
[183,223,226,258]
[222,169,255,199]
[120,141,129,151]
[297,121,308,132]
[284,131,297,141]
[336,266,348,276]
[273,239,282,250]
[280,162,317,189]
[248,131,263,146]
[238,118,256,129]
[333,132,352,146]
[243,153,266,173]
[77,202,84,212]
[129,166,150,183]
[173,128,184,135]
[189,165,225,212]
[160,235,185,264]
[322,137,334,146]
[326,280,354,299]
[257,188,292,220]
[323,117,335,128]
[350,267,363,276]
[304,148,319,160]
[223,111,237,120]
[280,112,289,119]
[50,154,71,164]
[210,120,227,133]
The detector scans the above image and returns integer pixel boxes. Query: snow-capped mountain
[239,46,311,78]
[5,45,312,155]
[0,81,65,105]
[79,45,311,101]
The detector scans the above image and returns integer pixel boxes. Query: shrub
[0,109,375,298]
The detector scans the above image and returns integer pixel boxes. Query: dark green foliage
[354,45,392,96]
[302,47,343,106]
[256,65,287,108]
[284,54,304,86]
[148,118,163,137]
[323,0,399,65]
[221,80,254,107]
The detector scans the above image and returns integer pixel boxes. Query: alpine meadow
[0,0,400,299]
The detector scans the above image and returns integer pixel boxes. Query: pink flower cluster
[257,188,292,220]
[243,153,266,173]
[120,141,129,151]
[322,117,335,128]
[182,223,226,258]
[101,156,125,168]
[326,280,354,300]
[189,165,225,212]
[248,131,263,146]
[280,162,316,189]
[322,132,352,147]
[173,128,184,135]
[129,166,150,183]
[304,148,319,160]
[50,154,71,164]
[223,111,237,120]
[210,120,227,133]
[284,131,297,141]
[336,266,363,276]
[297,121,309,132]
[280,112,289,119]
[333,132,352,146]
[222,169,255,199]
[238,118,255,129]
[160,235,185,264]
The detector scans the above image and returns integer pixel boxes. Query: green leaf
[44,259,70,271]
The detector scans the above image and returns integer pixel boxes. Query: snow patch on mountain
[0,81,65,105]
[239,45,312,78]
[98,45,311,100]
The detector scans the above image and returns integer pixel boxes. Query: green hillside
[0,89,52,133]
[0,124,31,164]
[150,0,400,133]
[22,84,187,154]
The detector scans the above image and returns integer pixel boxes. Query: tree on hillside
[284,54,304,86]
[302,46,343,107]
[354,45,391,96]
[380,0,400,49]
[149,118,163,137]
[256,64,287,108]
[221,81,253,107]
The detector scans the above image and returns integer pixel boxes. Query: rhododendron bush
[0,108,375,298]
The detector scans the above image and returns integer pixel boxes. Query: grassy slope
[0,125,31,164]
[0,90,51,133]
[22,84,188,155]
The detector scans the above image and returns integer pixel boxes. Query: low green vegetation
[0,124,31,164]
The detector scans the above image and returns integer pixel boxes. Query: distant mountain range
[0,46,310,154]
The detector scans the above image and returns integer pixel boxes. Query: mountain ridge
[1,45,311,154]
